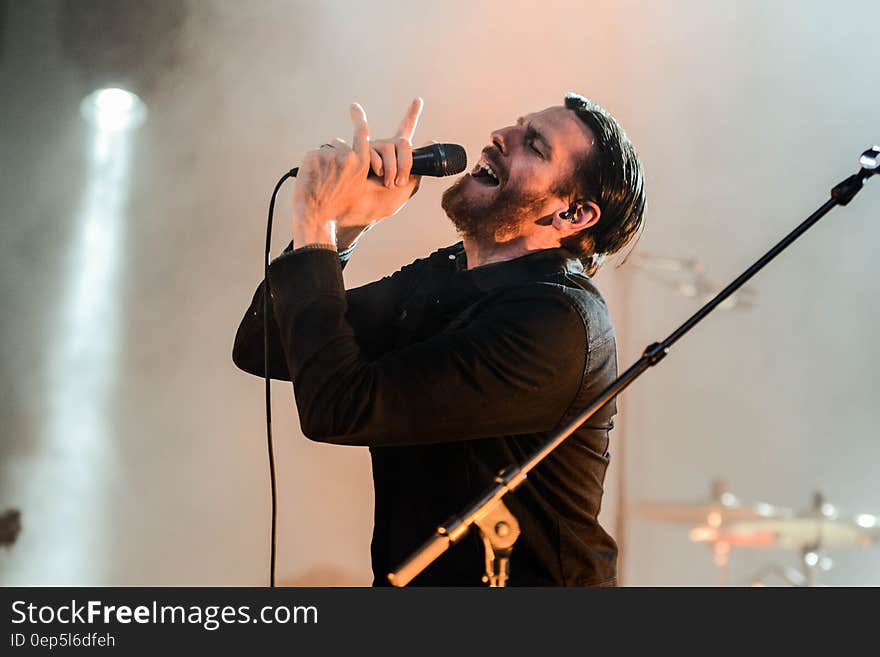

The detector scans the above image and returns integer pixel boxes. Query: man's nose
[490,129,506,155]
[491,125,522,155]
[491,125,522,156]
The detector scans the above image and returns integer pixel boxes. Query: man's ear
[553,200,601,234]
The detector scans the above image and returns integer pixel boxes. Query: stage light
[80,87,147,131]
[46,84,139,581]
[856,514,877,528]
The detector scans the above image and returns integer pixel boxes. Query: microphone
[288,143,467,179]
[407,143,468,177]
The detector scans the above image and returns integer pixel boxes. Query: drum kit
[629,480,880,586]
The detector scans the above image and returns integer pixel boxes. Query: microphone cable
[263,167,298,587]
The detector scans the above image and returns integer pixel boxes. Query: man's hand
[291,99,424,248]
[367,97,424,190]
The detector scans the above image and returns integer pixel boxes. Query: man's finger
[394,97,424,143]
[395,141,413,187]
[373,142,397,188]
[370,148,384,177]
[350,102,371,161]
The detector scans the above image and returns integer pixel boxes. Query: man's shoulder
[489,280,615,348]
[499,275,610,316]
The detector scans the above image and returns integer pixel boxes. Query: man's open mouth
[471,159,500,186]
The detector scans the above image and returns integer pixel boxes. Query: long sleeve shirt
[233,240,619,586]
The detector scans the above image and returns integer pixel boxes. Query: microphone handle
[289,143,465,179]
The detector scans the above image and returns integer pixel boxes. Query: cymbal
[629,479,790,528]
[712,514,879,550]
[688,525,778,547]
[694,492,880,550]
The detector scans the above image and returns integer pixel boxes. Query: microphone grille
[441,144,468,176]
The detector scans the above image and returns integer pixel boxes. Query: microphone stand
[387,146,879,588]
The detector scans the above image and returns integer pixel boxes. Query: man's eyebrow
[516,116,553,155]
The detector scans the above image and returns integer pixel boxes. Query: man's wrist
[336,224,372,252]
[292,212,336,249]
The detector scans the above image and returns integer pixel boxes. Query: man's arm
[231,228,421,380]
[268,248,587,447]
[231,238,355,381]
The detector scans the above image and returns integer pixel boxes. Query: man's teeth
[475,160,498,182]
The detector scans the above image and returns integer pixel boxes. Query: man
[233,93,645,586]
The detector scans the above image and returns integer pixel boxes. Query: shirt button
[448,254,456,260]
[399,309,408,320]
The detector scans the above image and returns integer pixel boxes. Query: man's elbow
[295,372,377,446]
[300,426,333,444]
[298,410,361,446]
[231,338,262,377]
[299,424,352,446]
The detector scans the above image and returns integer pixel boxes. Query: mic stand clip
[475,498,521,587]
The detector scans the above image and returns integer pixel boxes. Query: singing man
[233,93,645,586]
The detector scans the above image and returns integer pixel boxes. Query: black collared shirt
[233,241,619,586]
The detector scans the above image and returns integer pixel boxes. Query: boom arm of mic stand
[387,145,878,587]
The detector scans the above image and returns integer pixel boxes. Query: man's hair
[557,93,646,275]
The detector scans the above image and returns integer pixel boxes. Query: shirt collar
[443,241,585,291]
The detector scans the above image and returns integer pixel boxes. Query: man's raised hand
[369,97,424,188]
[291,99,427,245]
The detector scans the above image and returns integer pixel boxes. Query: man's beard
[441,177,547,246]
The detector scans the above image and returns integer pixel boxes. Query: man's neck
[462,234,556,270]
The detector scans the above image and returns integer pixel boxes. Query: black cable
[263,167,298,587]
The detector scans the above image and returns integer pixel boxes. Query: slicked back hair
[558,93,646,275]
